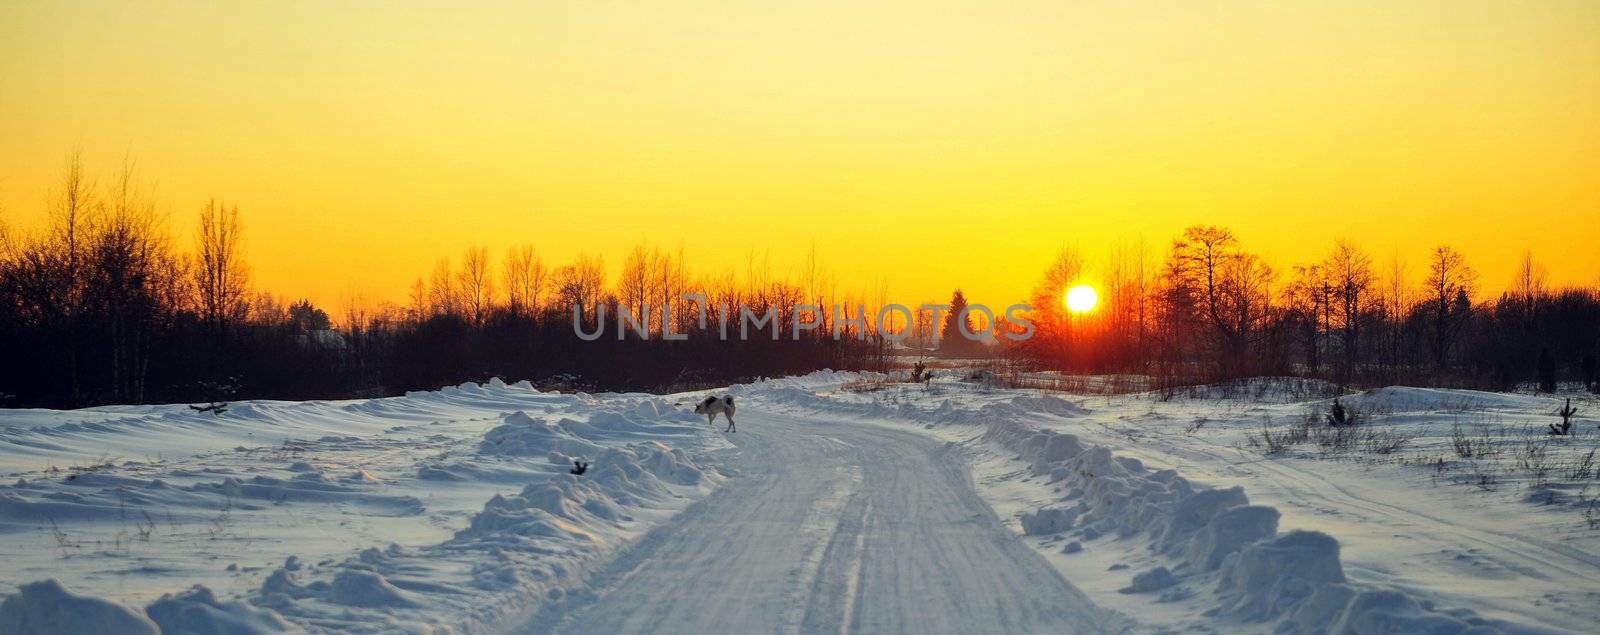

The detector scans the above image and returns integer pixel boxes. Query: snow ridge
[249,438,718,633]
[983,417,1515,634]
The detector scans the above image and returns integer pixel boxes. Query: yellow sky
[2,1,1597,311]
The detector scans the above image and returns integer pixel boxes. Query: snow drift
[984,417,1514,633]
[248,418,723,632]
[0,580,161,635]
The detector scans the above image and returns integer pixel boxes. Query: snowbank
[145,585,291,633]
[247,439,720,631]
[0,580,160,635]
[1340,386,1552,413]
[981,418,1512,633]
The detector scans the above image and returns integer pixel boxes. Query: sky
[2,1,1597,312]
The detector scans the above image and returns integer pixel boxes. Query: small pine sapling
[188,378,239,415]
[910,361,928,384]
[1326,398,1351,427]
[1550,398,1577,436]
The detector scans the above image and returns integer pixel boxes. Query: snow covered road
[522,409,1128,634]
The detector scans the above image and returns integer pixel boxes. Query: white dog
[694,395,736,432]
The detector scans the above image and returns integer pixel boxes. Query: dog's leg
[725,414,735,433]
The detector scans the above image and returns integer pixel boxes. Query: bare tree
[798,244,830,336]
[457,246,494,326]
[17,152,97,402]
[1423,245,1477,370]
[1382,252,1410,377]
[1165,226,1276,375]
[650,247,692,334]
[407,278,428,322]
[503,244,547,319]
[1221,250,1277,361]
[195,199,249,338]
[428,258,458,318]
[1106,240,1153,368]
[613,244,692,335]
[620,245,654,332]
[1513,250,1547,303]
[251,292,288,327]
[1282,263,1326,374]
[706,268,742,337]
[1511,250,1547,325]
[1325,239,1376,380]
[561,253,606,321]
[88,160,182,401]
[51,151,93,303]
[341,293,370,335]
[912,303,937,351]
[527,250,549,315]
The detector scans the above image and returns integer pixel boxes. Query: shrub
[1449,422,1499,460]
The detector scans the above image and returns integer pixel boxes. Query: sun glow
[1065,285,1098,313]
[0,3,1597,310]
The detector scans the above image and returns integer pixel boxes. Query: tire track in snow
[779,465,860,634]
[520,409,1124,634]
[835,499,869,635]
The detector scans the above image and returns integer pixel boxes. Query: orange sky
[2,1,1597,312]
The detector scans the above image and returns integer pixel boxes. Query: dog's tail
[724,396,734,406]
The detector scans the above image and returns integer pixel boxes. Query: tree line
[3,155,1595,408]
[0,155,894,408]
[1014,226,1600,393]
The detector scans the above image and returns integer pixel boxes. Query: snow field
[0,380,727,633]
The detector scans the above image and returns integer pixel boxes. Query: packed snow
[2,371,1596,633]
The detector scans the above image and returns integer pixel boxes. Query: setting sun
[1065,285,1099,313]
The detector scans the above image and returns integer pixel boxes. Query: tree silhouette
[4,156,1599,408]
[940,289,977,356]
[1537,349,1557,393]
[1423,246,1476,371]
[195,199,249,341]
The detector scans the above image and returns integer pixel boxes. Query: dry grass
[1450,422,1502,460]
[840,377,899,393]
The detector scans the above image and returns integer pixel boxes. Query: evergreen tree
[940,289,978,356]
